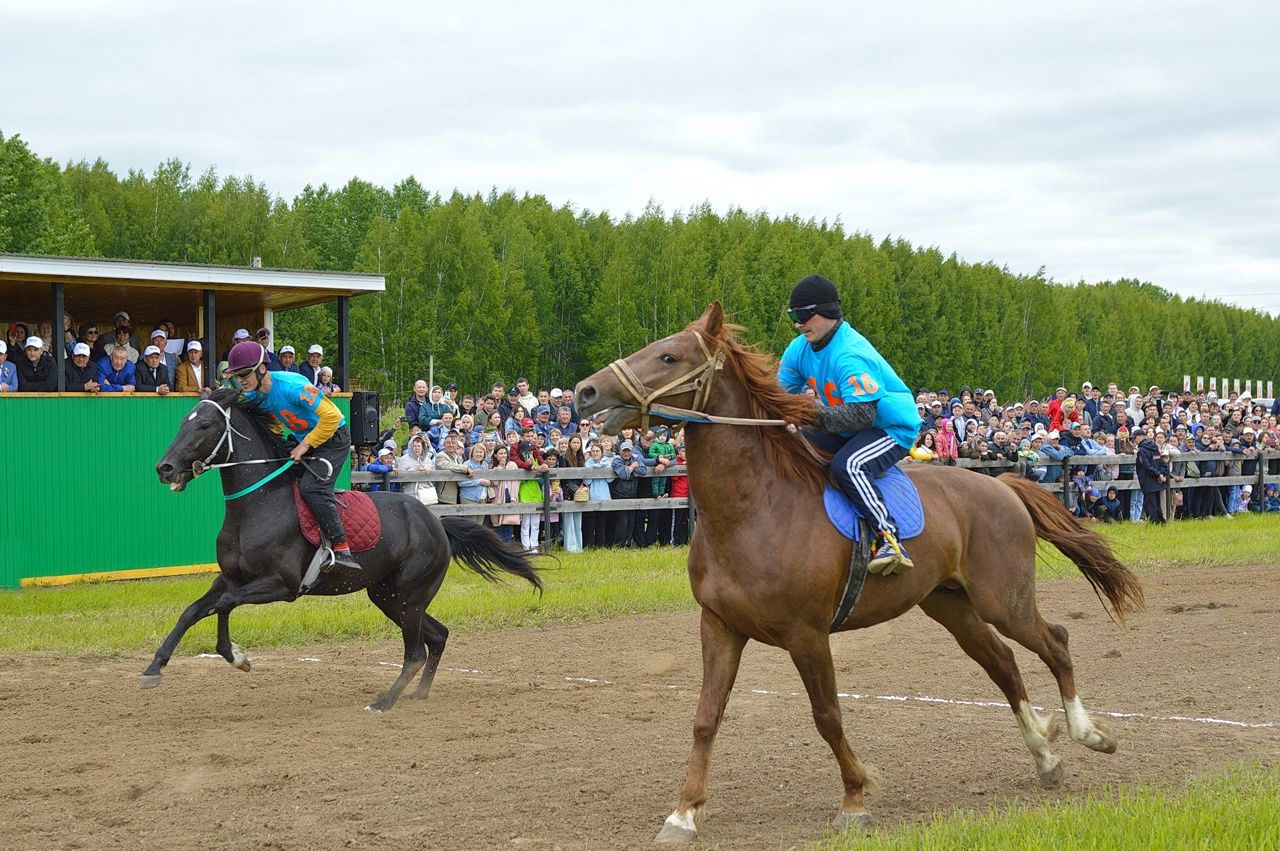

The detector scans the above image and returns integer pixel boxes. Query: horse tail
[997,473,1145,625]
[438,516,544,594]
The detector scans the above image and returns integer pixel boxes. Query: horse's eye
[660,354,677,365]
[197,421,212,431]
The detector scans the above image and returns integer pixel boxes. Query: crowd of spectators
[353,380,688,554]
[903,381,1280,523]
[7,311,1277,538]
[2,314,337,397]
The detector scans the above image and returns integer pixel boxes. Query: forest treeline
[2,130,1275,403]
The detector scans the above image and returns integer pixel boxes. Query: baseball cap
[619,440,634,451]
[0,341,6,354]
[1047,430,1060,439]
[187,340,203,351]
[151,328,168,339]
[551,387,563,396]
[72,342,90,356]
[256,327,270,337]
[308,344,323,355]
[279,345,295,355]
[114,310,130,322]
[377,447,393,458]
[520,418,535,429]
[535,405,550,414]
[143,345,161,356]
[24,336,43,349]
[233,328,250,340]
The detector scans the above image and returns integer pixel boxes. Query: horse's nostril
[156,461,174,479]
[578,386,596,406]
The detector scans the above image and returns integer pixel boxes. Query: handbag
[415,483,439,505]
[573,484,591,502]
[1184,460,1201,479]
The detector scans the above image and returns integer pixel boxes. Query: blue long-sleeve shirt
[0,359,17,391]
[96,356,137,392]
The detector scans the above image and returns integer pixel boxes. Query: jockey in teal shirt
[779,274,921,574]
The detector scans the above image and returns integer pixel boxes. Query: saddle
[292,484,383,552]
[824,466,925,632]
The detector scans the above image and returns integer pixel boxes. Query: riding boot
[330,543,362,572]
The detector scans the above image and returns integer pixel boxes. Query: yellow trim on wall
[21,563,220,587]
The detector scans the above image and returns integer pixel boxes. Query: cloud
[2,0,1278,310]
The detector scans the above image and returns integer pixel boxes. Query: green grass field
[2,513,1277,656]
[811,762,1280,851]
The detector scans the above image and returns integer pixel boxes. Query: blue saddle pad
[823,466,925,542]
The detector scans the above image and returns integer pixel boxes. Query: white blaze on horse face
[187,412,197,421]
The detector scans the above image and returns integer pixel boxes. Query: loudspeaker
[350,391,381,445]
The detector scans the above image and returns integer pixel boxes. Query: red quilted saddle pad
[293,484,383,552]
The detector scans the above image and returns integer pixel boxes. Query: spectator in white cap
[150,328,179,375]
[64,341,100,392]
[277,344,300,374]
[254,327,284,370]
[0,339,17,392]
[222,328,251,363]
[135,345,172,395]
[174,340,208,393]
[299,344,323,385]
[104,325,139,364]
[17,336,58,391]
[111,310,141,350]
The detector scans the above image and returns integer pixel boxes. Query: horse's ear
[700,302,724,337]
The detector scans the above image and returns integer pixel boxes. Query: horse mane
[691,317,830,491]
[208,387,290,458]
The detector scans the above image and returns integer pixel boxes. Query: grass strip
[1,514,1275,656]
[810,762,1280,851]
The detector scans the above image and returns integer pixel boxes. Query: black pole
[202,289,216,386]
[336,296,350,391]
[52,283,66,391]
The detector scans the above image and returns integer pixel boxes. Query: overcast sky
[3,1,1278,312]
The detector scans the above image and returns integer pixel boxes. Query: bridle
[605,330,791,431]
[186,398,331,500]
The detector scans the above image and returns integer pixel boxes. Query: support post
[52,283,66,391]
[202,289,217,380]
[336,296,350,391]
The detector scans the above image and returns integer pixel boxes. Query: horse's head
[576,302,726,432]
[155,388,241,492]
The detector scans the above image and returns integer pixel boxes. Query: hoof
[1039,760,1065,788]
[363,704,384,714]
[1084,733,1117,754]
[654,823,697,844]
[139,674,163,689]
[833,810,871,832]
[230,643,251,672]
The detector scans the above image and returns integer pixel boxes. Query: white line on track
[198,654,1276,730]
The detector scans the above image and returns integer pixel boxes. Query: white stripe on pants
[844,434,898,534]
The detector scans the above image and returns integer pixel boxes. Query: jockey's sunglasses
[785,302,838,324]
[231,366,258,381]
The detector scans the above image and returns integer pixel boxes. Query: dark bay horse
[575,303,1144,843]
[149,388,542,711]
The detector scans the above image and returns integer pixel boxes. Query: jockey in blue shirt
[778,274,921,574]
[224,340,360,572]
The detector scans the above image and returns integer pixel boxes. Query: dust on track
[2,563,1277,850]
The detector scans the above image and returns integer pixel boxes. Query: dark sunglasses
[785,302,838,324]
[232,367,258,380]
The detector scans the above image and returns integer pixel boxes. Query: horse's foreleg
[787,633,871,832]
[656,609,746,845]
[1015,614,1116,756]
[919,590,1065,787]
[140,575,228,687]
[408,612,449,700]
[215,610,251,673]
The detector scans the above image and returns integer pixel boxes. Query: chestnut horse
[575,303,1143,843]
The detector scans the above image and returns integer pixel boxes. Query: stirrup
[329,547,362,572]
[868,531,913,575]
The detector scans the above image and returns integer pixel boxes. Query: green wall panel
[0,395,349,588]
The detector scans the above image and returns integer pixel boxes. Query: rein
[188,398,330,501]
[606,330,826,462]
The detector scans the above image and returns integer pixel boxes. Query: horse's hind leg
[919,589,1065,787]
[365,581,428,713]
[989,607,1116,755]
[408,612,449,700]
[787,631,873,831]
[657,608,747,844]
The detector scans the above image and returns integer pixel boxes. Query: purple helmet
[224,340,267,375]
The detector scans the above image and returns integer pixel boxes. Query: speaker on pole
[350,391,381,445]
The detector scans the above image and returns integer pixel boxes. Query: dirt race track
[3,563,1278,850]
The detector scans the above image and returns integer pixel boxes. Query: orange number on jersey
[279,409,308,432]
[860,373,879,394]
[823,381,842,407]
[299,385,319,406]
